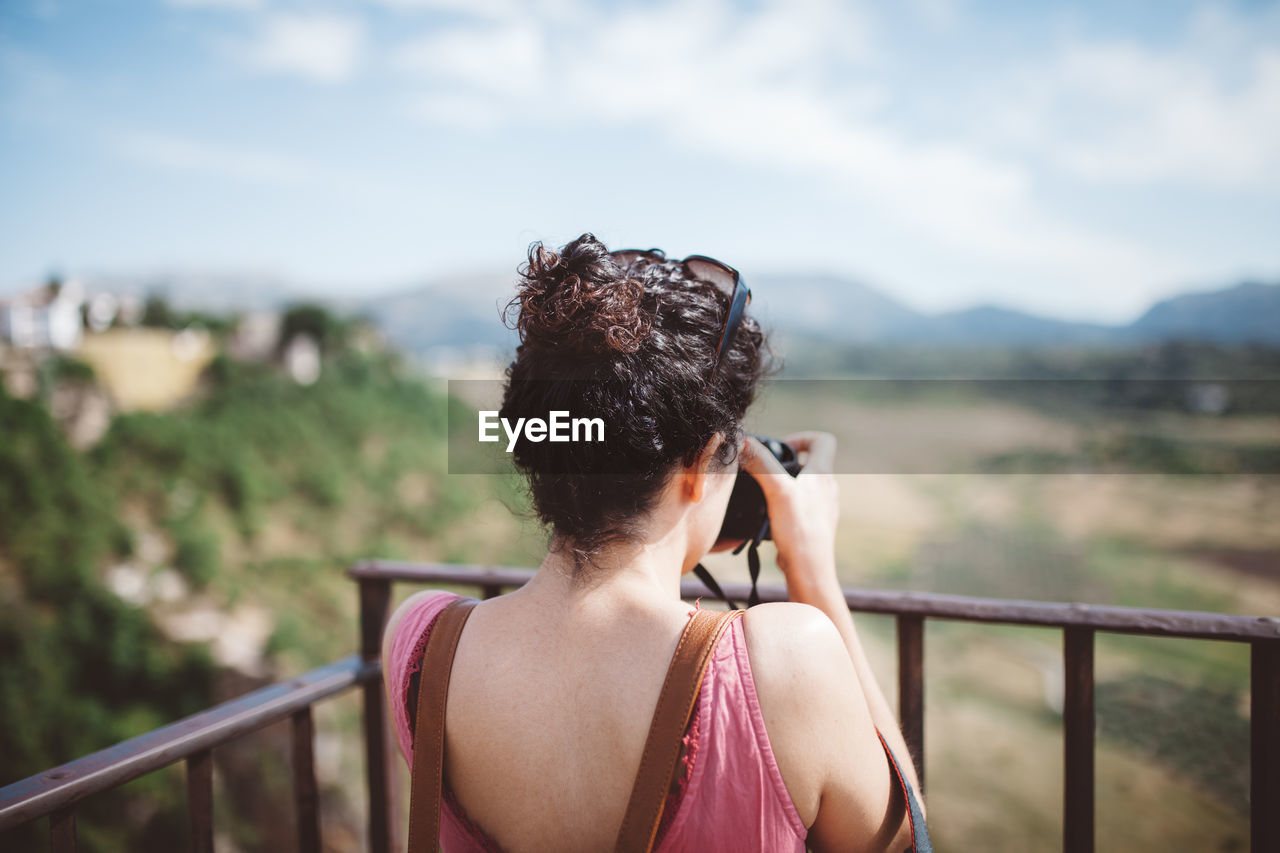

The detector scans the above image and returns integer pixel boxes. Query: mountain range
[351,275,1280,355]
[750,277,1280,348]
[56,271,1280,354]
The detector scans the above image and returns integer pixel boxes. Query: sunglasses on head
[610,248,752,387]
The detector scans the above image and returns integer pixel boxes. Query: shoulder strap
[407,596,477,853]
[876,730,933,853]
[615,608,745,853]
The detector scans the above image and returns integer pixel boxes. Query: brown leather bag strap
[615,607,745,853]
[407,597,477,853]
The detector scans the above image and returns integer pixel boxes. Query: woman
[382,234,925,852]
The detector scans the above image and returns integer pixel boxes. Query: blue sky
[2,0,1278,322]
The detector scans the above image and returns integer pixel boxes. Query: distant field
[713,382,1275,849]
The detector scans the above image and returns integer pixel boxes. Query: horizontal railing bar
[0,655,380,831]
[349,561,1280,643]
[8,561,1271,838]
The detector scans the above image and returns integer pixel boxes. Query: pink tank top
[387,591,808,852]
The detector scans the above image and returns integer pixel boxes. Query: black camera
[716,435,802,543]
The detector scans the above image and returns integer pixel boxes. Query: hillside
[0,342,544,852]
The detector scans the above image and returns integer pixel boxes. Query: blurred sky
[1,0,1278,322]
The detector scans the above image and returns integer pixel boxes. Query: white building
[0,280,86,350]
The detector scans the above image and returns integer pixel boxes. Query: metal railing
[0,655,377,852]
[2,560,1277,852]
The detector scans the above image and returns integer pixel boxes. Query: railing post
[187,750,214,853]
[896,614,925,793]
[291,708,321,853]
[1063,627,1095,853]
[482,583,502,600]
[49,806,76,853]
[1253,640,1280,853]
[359,575,396,853]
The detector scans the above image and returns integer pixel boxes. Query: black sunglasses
[610,248,752,387]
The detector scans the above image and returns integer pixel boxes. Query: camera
[716,435,802,543]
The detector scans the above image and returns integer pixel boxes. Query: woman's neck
[516,528,693,617]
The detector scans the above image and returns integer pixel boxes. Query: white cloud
[165,0,261,10]
[151,0,1275,316]
[371,0,519,15]
[242,14,366,83]
[409,93,504,130]
[109,129,391,201]
[395,21,547,97]
[111,130,314,185]
[389,0,1179,310]
[905,0,960,31]
[986,10,1280,188]
[371,0,577,22]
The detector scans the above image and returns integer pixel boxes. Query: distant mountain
[355,272,930,357]
[713,275,1119,345]
[749,274,921,342]
[754,278,1279,347]
[56,269,1280,352]
[898,305,1118,346]
[1128,282,1280,344]
[342,273,519,357]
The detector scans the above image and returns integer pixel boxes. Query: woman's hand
[739,432,841,602]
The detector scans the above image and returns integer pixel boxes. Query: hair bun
[506,233,652,355]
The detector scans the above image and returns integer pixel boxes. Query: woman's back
[381,235,925,852]
[386,589,808,853]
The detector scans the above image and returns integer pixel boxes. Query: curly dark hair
[500,233,771,573]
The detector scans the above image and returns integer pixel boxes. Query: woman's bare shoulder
[739,603,868,826]
[740,601,854,684]
[741,603,906,852]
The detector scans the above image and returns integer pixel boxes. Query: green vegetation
[139,294,236,335]
[0,307,542,851]
[45,353,97,384]
[170,517,221,589]
[0,388,214,852]
[1099,673,1249,809]
[278,302,363,356]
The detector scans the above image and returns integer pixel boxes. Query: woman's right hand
[739,432,841,602]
